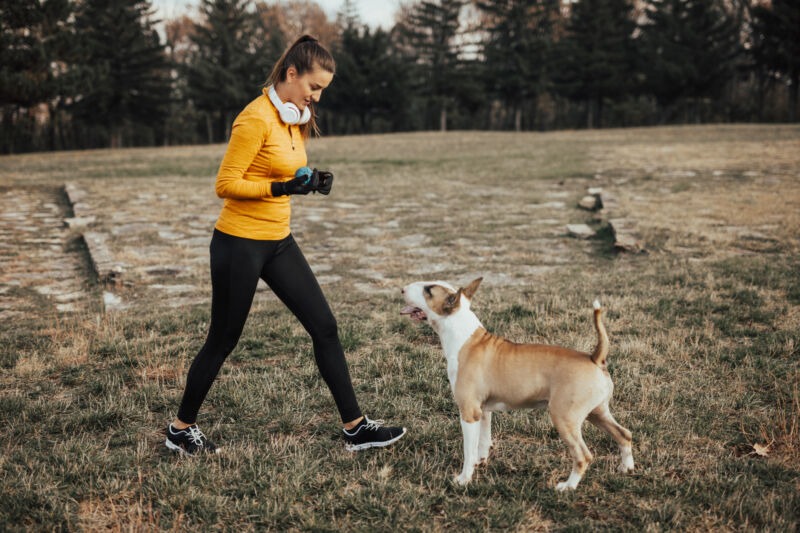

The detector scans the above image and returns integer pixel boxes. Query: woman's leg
[176,230,267,425]
[259,235,363,424]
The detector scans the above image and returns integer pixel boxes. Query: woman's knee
[203,328,243,359]
[310,314,338,343]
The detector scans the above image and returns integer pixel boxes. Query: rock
[354,282,393,295]
[140,265,187,277]
[103,291,124,311]
[408,262,453,275]
[354,227,383,237]
[598,193,620,215]
[64,216,96,229]
[587,187,603,195]
[82,232,123,283]
[528,201,566,210]
[147,284,197,294]
[609,218,643,252]
[395,234,429,247]
[64,183,88,204]
[566,224,596,239]
[578,195,599,210]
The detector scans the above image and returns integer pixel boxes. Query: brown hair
[265,35,335,139]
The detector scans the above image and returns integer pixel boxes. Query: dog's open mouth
[401,306,427,321]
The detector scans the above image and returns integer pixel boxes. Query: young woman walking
[165,35,406,456]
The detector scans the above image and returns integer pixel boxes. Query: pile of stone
[569,186,643,252]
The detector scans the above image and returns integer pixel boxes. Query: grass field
[1,125,799,531]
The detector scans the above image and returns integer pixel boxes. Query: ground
[0,125,798,530]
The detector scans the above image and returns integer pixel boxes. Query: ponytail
[265,35,335,139]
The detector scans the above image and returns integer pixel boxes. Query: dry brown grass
[0,124,798,530]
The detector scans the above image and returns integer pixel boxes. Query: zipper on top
[288,126,295,150]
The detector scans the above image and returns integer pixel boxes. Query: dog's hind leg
[588,404,634,473]
[551,414,593,491]
[478,411,492,465]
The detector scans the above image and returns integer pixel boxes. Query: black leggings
[177,229,362,424]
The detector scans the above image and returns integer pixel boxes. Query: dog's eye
[424,285,433,296]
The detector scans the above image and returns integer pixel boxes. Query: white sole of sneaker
[164,438,222,456]
[345,427,407,451]
[165,438,195,457]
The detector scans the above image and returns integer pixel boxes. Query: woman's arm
[214,116,273,199]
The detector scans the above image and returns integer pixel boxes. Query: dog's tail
[591,300,609,367]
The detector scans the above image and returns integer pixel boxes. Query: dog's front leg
[478,411,492,464]
[455,417,481,485]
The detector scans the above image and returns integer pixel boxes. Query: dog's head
[401,278,483,325]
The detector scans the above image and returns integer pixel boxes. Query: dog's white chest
[438,310,483,392]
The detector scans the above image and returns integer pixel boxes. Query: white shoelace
[186,425,206,446]
[363,418,384,431]
[344,417,385,436]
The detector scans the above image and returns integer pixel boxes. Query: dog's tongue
[401,305,427,321]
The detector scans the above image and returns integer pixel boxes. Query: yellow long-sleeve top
[214,87,307,240]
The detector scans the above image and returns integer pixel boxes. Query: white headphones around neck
[268,84,311,125]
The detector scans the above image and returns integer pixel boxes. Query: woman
[165,35,406,456]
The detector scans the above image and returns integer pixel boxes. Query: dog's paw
[555,481,576,492]
[617,460,634,473]
[453,473,473,486]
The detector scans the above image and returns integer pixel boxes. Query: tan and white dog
[401,278,634,490]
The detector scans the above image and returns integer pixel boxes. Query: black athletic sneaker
[342,417,407,451]
[165,423,220,457]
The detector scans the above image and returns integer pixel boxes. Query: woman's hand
[314,169,334,195]
[271,167,318,196]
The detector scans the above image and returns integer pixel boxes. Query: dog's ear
[443,288,463,314]
[462,277,483,300]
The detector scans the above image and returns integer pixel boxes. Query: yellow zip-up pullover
[214,87,307,240]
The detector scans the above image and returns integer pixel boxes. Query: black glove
[314,168,334,195]
[271,171,319,196]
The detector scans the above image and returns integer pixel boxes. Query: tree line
[1,0,797,153]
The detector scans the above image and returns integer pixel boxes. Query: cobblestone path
[59,175,602,313]
[0,186,96,321]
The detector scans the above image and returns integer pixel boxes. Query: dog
[401,277,634,490]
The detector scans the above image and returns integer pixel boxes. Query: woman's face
[283,64,334,111]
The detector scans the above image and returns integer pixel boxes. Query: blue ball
[295,166,312,179]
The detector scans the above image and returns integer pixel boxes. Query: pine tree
[750,0,800,122]
[186,0,276,143]
[476,0,560,131]
[324,12,410,133]
[639,0,742,123]
[71,0,171,148]
[0,0,75,152]
[554,0,637,128]
[396,0,465,131]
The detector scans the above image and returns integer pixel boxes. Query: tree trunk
[789,70,798,123]
[164,110,169,146]
[756,71,766,122]
[586,98,594,129]
[440,105,447,132]
[514,106,522,132]
[48,103,58,151]
[110,126,121,149]
[596,97,604,129]
[206,113,213,144]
